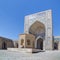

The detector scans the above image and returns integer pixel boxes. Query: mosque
[19,10,60,51]
[0,10,60,52]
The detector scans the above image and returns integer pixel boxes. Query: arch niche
[37,37,43,50]
[2,42,7,49]
[29,21,45,50]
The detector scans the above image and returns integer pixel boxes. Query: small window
[27,40,30,45]
[21,39,24,45]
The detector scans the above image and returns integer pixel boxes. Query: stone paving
[0,50,60,60]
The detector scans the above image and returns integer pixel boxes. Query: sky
[0,0,60,40]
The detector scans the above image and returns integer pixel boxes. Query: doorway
[2,42,7,49]
[54,42,58,50]
[37,38,43,50]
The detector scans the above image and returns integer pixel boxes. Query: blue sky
[0,0,60,40]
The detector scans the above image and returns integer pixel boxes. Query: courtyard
[0,50,60,60]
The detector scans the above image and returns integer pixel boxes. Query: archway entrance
[29,21,45,50]
[2,42,7,49]
[54,42,58,50]
[16,43,18,48]
[37,38,43,50]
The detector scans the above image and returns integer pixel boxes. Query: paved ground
[0,50,60,60]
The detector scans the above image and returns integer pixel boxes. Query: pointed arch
[29,21,45,38]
